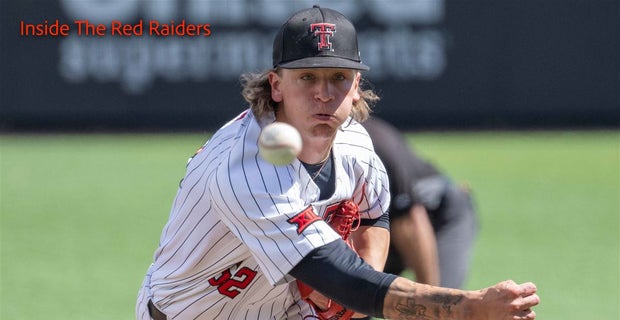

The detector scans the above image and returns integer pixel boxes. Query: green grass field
[1,131,618,319]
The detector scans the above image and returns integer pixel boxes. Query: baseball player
[136,6,540,320]
[363,116,478,289]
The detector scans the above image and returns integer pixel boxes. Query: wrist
[459,289,485,320]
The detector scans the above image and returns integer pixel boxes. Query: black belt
[148,300,167,320]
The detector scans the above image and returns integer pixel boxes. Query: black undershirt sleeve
[289,239,397,318]
[359,210,390,230]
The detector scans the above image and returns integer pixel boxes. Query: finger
[517,282,538,297]
[519,294,540,309]
[499,279,517,290]
[512,308,536,320]
[504,279,518,287]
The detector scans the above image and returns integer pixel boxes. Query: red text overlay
[20,19,212,37]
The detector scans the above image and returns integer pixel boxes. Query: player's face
[269,68,361,140]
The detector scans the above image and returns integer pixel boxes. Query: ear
[351,71,362,102]
[268,71,283,102]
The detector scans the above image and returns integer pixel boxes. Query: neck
[297,136,333,164]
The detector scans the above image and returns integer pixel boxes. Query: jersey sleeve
[357,149,391,221]
[338,121,391,222]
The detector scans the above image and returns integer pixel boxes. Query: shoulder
[334,120,391,217]
[334,119,386,178]
[334,119,375,154]
[209,110,301,193]
[188,109,261,181]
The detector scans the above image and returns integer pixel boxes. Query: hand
[478,280,540,320]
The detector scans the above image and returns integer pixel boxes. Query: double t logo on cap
[310,23,336,51]
[272,5,369,70]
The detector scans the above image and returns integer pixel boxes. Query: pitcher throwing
[136,5,539,320]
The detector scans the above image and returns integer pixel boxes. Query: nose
[314,79,334,103]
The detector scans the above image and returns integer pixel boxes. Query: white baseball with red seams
[258,122,302,166]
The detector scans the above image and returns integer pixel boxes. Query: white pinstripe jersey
[137,109,390,320]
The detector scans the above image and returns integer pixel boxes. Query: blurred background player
[363,116,479,289]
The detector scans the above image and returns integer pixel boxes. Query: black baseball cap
[273,5,369,71]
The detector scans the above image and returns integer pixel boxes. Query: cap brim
[278,56,370,71]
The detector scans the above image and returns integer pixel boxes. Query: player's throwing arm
[383,278,539,320]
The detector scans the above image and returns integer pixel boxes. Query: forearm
[292,240,539,319]
[293,240,474,319]
[382,277,476,320]
[383,277,541,320]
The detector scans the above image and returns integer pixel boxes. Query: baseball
[258,122,302,166]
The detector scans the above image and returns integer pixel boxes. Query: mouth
[314,113,334,121]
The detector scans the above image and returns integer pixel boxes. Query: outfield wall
[2,0,619,131]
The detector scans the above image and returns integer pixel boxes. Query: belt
[148,300,167,320]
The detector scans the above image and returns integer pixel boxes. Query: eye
[301,73,315,81]
[332,73,347,81]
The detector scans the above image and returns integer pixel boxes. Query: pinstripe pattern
[136,110,390,319]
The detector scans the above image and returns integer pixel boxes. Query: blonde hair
[240,69,380,122]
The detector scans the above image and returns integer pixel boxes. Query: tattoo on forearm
[429,293,463,314]
[395,298,431,320]
[394,294,463,320]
